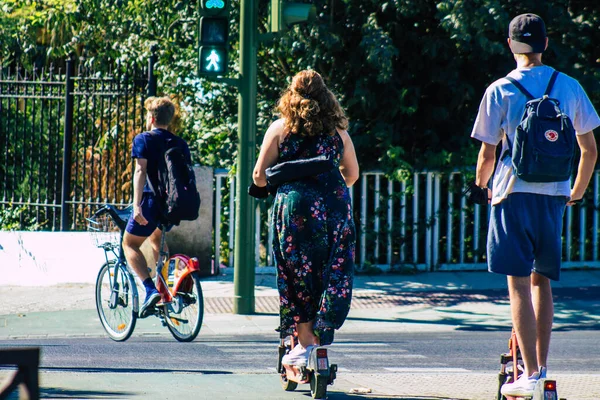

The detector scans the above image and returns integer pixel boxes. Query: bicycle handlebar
[91,205,110,219]
[91,204,132,232]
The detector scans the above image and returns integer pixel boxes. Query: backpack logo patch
[545,130,559,142]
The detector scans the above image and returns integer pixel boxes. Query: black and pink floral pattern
[272,132,356,346]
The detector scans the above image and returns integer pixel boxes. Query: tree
[1,0,598,174]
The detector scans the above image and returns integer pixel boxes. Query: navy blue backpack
[148,136,201,226]
[504,70,576,182]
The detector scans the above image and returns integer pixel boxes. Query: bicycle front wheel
[96,261,137,341]
[164,271,204,342]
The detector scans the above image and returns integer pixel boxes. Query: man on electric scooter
[468,13,599,398]
[122,96,192,318]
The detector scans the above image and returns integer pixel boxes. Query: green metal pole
[233,0,257,314]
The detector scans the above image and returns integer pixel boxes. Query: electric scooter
[497,329,564,400]
[278,336,338,399]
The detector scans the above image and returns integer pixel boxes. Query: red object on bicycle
[157,254,200,303]
[509,329,519,382]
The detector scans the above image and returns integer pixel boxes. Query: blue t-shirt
[131,128,192,193]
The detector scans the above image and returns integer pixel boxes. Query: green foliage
[1,0,599,175]
[0,204,45,231]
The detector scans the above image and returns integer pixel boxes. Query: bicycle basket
[87,212,121,248]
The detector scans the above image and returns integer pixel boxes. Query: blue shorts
[125,193,166,237]
[487,193,567,281]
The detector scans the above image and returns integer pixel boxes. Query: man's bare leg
[123,231,160,316]
[531,271,553,370]
[123,232,150,281]
[507,275,539,377]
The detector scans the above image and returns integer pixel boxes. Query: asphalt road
[1,331,598,375]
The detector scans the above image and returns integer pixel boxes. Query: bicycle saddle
[114,205,133,229]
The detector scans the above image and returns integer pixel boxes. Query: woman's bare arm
[253,119,285,187]
[337,128,359,187]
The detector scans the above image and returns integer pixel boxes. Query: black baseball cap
[508,13,547,54]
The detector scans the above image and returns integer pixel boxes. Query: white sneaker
[282,345,314,367]
[501,370,540,397]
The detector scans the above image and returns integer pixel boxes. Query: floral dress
[271,132,356,346]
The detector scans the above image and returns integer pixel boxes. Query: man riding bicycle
[122,96,192,318]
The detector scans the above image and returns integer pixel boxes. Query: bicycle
[87,204,204,342]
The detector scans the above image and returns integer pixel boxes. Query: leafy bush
[0,204,45,231]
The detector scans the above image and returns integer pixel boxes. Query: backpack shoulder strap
[544,70,559,97]
[506,76,535,100]
[501,134,513,161]
[146,130,169,198]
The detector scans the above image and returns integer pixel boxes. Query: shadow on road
[346,287,600,332]
[325,389,468,400]
[38,387,133,399]
[42,366,234,375]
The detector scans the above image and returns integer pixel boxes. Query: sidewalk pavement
[1,269,599,399]
[2,269,599,338]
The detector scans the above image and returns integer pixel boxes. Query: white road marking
[384,367,470,372]
[343,354,425,359]
[331,343,390,347]
[201,343,279,347]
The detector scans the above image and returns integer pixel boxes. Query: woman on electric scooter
[250,70,359,366]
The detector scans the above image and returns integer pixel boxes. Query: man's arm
[569,131,597,204]
[133,158,149,226]
[475,142,497,188]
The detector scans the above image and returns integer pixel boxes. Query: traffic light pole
[233,0,257,314]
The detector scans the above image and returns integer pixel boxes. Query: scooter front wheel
[280,373,298,391]
[279,343,298,391]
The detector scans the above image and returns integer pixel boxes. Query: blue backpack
[504,70,576,182]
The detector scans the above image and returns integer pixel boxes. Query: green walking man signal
[198,0,229,76]
[200,46,227,75]
[206,50,221,70]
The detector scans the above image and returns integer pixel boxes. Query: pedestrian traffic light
[270,0,316,33]
[198,0,229,76]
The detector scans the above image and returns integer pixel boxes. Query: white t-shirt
[471,65,600,205]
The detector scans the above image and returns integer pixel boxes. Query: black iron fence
[0,52,157,231]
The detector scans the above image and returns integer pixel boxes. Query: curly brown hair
[276,70,348,137]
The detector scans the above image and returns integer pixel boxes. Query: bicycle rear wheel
[164,271,204,342]
[96,261,137,341]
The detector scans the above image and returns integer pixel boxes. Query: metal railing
[0,53,155,231]
[214,169,236,269]
[214,170,600,271]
